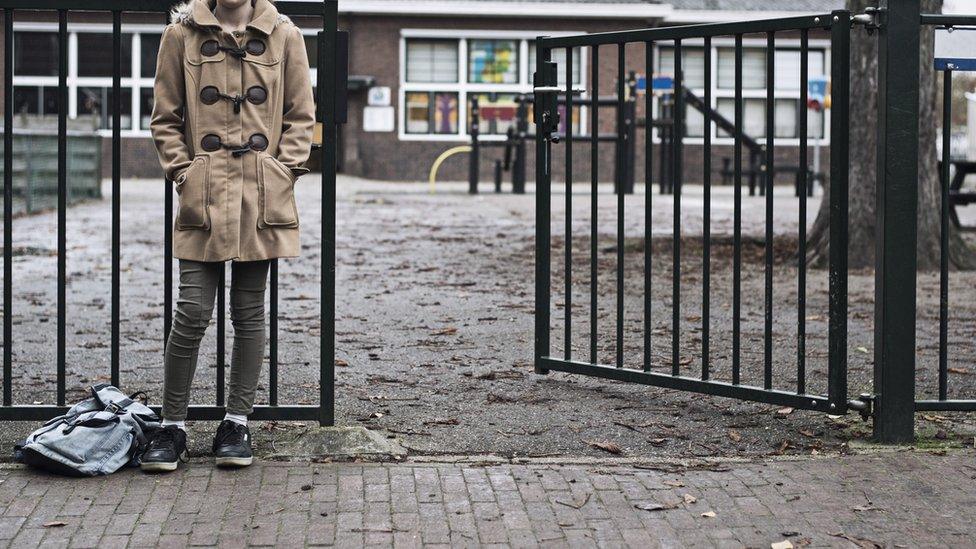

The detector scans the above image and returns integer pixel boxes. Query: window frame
[10,22,320,138]
[398,29,587,142]
[652,37,831,147]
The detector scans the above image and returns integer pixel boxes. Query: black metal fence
[534,11,852,414]
[915,12,976,414]
[0,0,340,425]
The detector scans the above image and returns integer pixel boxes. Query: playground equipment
[468,74,645,195]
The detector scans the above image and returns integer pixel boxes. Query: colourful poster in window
[469,40,519,84]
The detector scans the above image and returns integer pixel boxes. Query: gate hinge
[847,393,875,421]
[852,7,883,34]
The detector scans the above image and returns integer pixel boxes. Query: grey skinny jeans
[162,259,270,421]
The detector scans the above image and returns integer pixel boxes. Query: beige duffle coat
[151,0,315,262]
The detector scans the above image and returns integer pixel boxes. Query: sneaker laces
[216,422,246,447]
[145,428,188,462]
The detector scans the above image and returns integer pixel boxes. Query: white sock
[161,419,186,432]
[224,413,248,426]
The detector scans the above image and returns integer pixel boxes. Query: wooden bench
[942,159,976,231]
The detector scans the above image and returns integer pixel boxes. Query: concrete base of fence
[266,426,407,462]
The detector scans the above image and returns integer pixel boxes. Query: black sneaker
[140,426,188,473]
[212,420,253,468]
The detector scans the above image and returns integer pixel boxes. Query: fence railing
[534,12,852,413]
[915,12,976,413]
[0,0,341,425]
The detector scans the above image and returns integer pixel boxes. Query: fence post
[873,0,920,443]
[469,96,480,194]
[534,40,554,375]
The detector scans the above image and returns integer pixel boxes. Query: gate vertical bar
[615,44,625,369]
[216,265,225,406]
[319,0,338,425]
[702,37,711,380]
[763,33,774,390]
[589,46,599,365]
[164,9,174,347]
[797,29,808,394]
[111,9,121,387]
[643,40,652,372]
[469,97,479,194]
[874,1,916,440]
[938,70,950,401]
[270,259,278,406]
[732,34,742,385]
[534,39,552,374]
[828,10,850,414]
[671,40,682,376]
[3,8,13,406]
[564,47,573,362]
[56,9,67,406]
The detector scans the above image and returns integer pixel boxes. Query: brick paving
[0,451,971,548]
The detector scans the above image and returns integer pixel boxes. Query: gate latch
[533,61,561,143]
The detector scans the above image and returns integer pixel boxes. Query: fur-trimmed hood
[169,0,292,35]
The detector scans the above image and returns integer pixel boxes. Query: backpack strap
[104,398,135,415]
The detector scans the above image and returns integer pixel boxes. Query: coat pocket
[176,155,211,230]
[258,156,299,228]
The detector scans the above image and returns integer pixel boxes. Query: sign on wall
[363,106,395,132]
[368,86,392,106]
[935,28,976,71]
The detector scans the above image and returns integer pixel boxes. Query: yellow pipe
[428,145,472,194]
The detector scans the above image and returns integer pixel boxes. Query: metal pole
[874,0,919,443]
[319,0,338,427]
[534,40,552,374]
[469,96,480,194]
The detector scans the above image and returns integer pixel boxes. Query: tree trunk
[806,0,976,270]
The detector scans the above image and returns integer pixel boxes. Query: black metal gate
[533,12,853,414]
[0,0,341,425]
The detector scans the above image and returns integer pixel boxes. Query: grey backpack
[14,384,161,476]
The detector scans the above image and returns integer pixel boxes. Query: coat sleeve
[150,24,193,183]
[276,25,316,178]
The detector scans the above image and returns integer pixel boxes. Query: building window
[656,42,828,144]
[407,40,459,83]
[405,92,459,134]
[78,33,133,77]
[401,33,588,139]
[140,34,161,78]
[77,87,133,130]
[14,32,58,76]
[468,39,518,84]
[10,26,317,138]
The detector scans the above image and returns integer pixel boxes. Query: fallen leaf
[335,359,349,367]
[43,522,67,528]
[430,327,458,336]
[584,440,622,455]
[799,429,816,438]
[856,346,869,354]
[771,541,794,549]
[828,532,883,548]
[683,494,697,505]
[776,407,794,416]
[663,480,685,488]
[948,367,970,375]
[634,501,679,512]
[700,511,716,518]
[555,493,591,509]
[649,438,668,445]
[728,429,742,442]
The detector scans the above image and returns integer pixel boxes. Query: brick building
[0,0,841,182]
